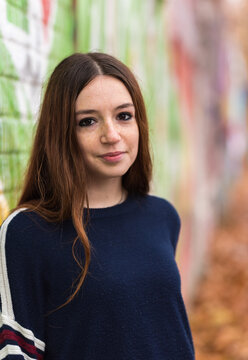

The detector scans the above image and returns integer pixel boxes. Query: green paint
[0,39,19,79]
[167,88,181,142]
[6,1,28,32]
[1,118,33,153]
[98,0,106,51]
[0,154,11,191]
[46,1,74,77]
[75,0,92,52]
[0,35,20,118]
[0,77,20,117]
[7,0,28,11]
[0,31,30,209]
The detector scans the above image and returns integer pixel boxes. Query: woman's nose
[100,120,121,144]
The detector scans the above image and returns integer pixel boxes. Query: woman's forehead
[75,75,133,112]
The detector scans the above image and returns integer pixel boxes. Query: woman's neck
[85,178,127,208]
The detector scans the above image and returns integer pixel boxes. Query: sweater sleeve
[161,198,181,255]
[0,209,46,359]
[170,204,181,255]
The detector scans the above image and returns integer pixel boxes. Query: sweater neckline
[83,194,144,219]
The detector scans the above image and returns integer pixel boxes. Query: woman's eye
[78,118,95,127]
[117,112,132,121]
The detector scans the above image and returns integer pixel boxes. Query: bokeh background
[0,0,248,358]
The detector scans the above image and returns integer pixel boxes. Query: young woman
[0,52,195,359]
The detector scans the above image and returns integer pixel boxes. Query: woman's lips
[100,151,126,162]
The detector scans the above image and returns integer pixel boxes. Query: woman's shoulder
[1,208,31,237]
[140,194,181,226]
[0,208,61,249]
[144,194,174,206]
[1,208,54,231]
[143,194,180,214]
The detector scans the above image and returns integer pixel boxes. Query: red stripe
[0,329,43,359]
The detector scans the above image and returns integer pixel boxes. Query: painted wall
[167,0,248,301]
[0,0,74,221]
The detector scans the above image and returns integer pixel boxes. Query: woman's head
[35,53,151,202]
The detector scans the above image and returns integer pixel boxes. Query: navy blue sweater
[0,194,195,359]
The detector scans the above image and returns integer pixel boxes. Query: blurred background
[0,0,248,358]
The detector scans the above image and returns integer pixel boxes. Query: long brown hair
[17,52,152,309]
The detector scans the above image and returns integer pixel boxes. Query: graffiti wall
[167,0,248,300]
[0,0,74,220]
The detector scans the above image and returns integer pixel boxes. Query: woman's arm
[0,209,46,359]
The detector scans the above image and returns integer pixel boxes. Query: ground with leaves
[190,166,248,360]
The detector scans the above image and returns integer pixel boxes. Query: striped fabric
[0,315,45,359]
[0,209,45,359]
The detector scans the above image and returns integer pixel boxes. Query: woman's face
[75,75,139,183]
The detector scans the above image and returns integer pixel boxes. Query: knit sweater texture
[0,194,195,359]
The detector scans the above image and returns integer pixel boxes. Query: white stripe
[0,208,26,319]
[0,344,36,360]
[0,314,45,351]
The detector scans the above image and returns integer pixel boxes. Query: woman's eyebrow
[115,103,134,110]
[75,103,134,115]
